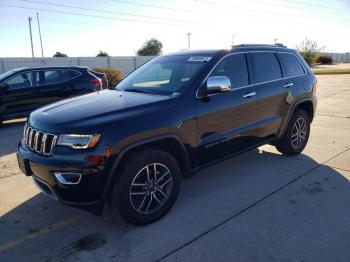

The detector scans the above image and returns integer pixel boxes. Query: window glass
[209,53,249,88]
[251,53,282,83]
[117,55,208,95]
[69,70,80,77]
[3,72,33,89]
[44,70,71,84]
[279,53,305,77]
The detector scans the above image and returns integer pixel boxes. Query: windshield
[116,55,211,95]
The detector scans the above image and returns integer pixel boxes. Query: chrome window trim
[195,50,307,99]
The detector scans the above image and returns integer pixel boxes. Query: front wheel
[109,149,181,225]
[276,109,310,155]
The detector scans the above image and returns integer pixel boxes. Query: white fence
[0,53,349,75]
[0,56,155,76]
[322,53,350,64]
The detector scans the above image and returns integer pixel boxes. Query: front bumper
[17,141,111,211]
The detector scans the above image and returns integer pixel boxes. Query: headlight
[57,134,101,149]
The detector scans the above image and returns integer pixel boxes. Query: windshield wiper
[124,88,153,94]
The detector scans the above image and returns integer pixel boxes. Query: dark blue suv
[17,45,317,225]
[0,66,107,124]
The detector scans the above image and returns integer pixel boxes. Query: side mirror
[205,76,231,95]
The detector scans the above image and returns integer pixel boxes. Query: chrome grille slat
[23,125,57,156]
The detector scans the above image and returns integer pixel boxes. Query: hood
[29,90,171,132]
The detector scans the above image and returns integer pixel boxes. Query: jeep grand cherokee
[17,44,317,225]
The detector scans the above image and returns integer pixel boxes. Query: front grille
[24,125,58,156]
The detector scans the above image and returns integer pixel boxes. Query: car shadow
[0,120,25,157]
[0,149,349,261]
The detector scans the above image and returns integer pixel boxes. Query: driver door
[0,71,38,118]
[195,53,261,165]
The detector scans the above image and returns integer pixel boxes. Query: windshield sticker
[187,56,212,62]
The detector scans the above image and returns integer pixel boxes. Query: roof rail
[232,43,287,48]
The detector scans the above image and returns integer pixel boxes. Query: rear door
[35,69,78,106]
[195,53,261,164]
[0,71,38,118]
[249,52,287,137]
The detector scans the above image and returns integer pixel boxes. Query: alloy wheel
[129,163,173,215]
[291,117,307,149]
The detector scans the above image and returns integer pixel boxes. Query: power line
[244,0,349,14]
[110,0,209,14]
[195,0,350,23]
[282,0,349,12]
[18,0,200,24]
[111,0,349,17]
[0,4,190,27]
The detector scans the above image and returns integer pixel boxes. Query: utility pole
[28,16,34,58]
[186,32,192,49]
[273,38,278,44]
[36,12,44,57]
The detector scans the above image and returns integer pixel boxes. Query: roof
[13,66,88,71]
[164,49,228,56]
[231,43,296,53]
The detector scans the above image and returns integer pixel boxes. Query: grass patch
[313,68,350,75]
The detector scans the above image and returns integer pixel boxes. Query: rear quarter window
[279,53,305,77]
[251,52,282,83]
[44,70,73,84]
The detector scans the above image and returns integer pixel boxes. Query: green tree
[137,38,163,56]
[296,38,324,66]
[96,51,109,57]
[53,51,68,57]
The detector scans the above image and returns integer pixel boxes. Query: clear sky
[0,0,349,57]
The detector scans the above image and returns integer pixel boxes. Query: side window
[44,70,71,85]
[279,53,305,77]
[3,72,33,89]
[69,70,80,78]
[210,53,249,89]
[251,53,282,83]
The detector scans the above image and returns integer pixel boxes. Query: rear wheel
[109,149,181,225]
[276,109,310,155]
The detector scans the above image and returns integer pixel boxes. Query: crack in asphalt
[315,113,350,119]
[156,147,350,261]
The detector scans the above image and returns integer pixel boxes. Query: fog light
[54,172,82,185]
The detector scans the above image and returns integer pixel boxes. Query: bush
[296,38,324,66]
[316,55,333,64]
[91,67,123,88]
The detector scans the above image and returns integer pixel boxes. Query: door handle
[242,91,256,98]
[284,83,294,88]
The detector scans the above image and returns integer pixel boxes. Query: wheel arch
[279,98,315,137]
[102,134,192,200]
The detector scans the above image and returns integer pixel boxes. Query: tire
[276,109,310,156]
[109,149,181,225]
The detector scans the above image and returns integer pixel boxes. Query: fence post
[133,57,137,71]
[77,57,80,66]
[1,59,5,73]
[107,56,111,68]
